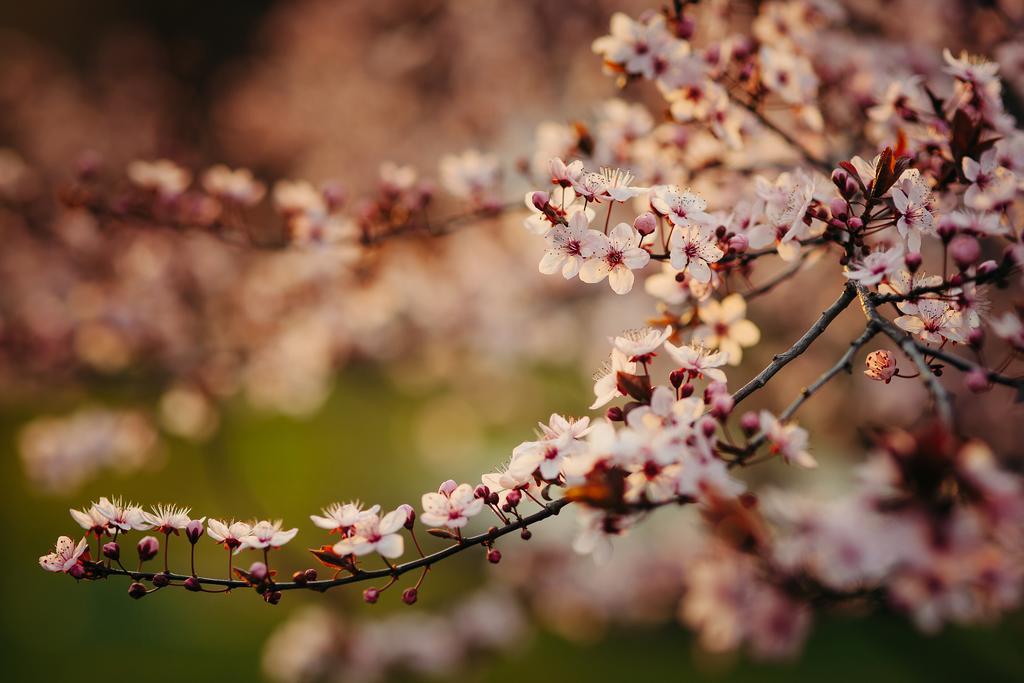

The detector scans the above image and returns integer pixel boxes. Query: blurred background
[2,0,1023,681]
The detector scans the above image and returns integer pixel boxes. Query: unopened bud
[710,393,734,420]
[266,591,282,605]
[363,587,380,604]
[520,528,532,540]
[402,588,418,605]
[701,418,717,438]
[487,549,502,564]
[291,570,308,585]
[128,582,147,599]
[506,489,522,507]
[186,519,204,544]
[68,563,86,580]
[397,503,416,529]
[531,191,549,211]
[846,216,863,230]
[633,211,657,236]
[968,327,985,349]
[103,541,120,561]
[606,406,624,421]
[474,485,490,499]
[152,572,171,588]
[249,561,268,582]
[669,369,686,389]
[438,479,458,496]
[740,411,759,435]
[965,369,990,393]
[949,235,981,268]
[304,568,318,582]
[184,576,202,592]
[137,536,159,562]
[728,234,749,252]
[829,198,848,220]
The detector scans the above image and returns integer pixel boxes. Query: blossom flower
[332,508,407,559]
[591,348,637,409]
[691,294,761,365]
[747,171,818,260]
[878,269,944,315]
[201,165,266,206]
[537,413,592,441]
[510,431,586,482]
[942,209,1007,238]
[843,244,905,286]
[538,211,604,279]
[611,325,672,362]
[571,172,610,204]
[758,46,819,106]
[523,186,594,235]
[649,185,711,229]
[421,481,485,529]
[70,503,111,536]
[273,179,327,216]
[207,519,253,550]
[598,167,645,202]
[549,157,584,187]
[439,149,501,204]
[891,176,934,251]
[760,412,817,468]
[310,501,381,533]
[894,299,967,344]
[990,312,1024,352]
[39,536,89,573]
[864,350,898,382]
[663,342,728,382]
[239,520,299,551]
[963,150,1016,210]
[142,504,194,535]
[669,224,723,283]
[94,496,148,532]
[127,159,191,198]
[591,12,672,80]
[578,223,651,294]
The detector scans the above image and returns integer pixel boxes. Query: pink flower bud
[606,406,624,421]
[68,563,86,580]
[531,191,550,211]
[474,485,490,499]
[487,549,502,564]
[740,411,759,435]
[949,235,981,268]
[397,503,416,529]
[829,198,848,220]
[965,369,990,393]
[438,479,458,496]
[266,591,282,605]
[700,418,717,438]
[846,216,864,230]
[304,568,318,582]
[728,234,749,252]
[103,541,120,561]
[291,570,308,585]
[864,350,897,382]
[506,489,522,507]
[968,327,985,349]
[633,211,657,236]
[137,536,159,562]
[520,528,533,540]
[669,369,686,389]
[152,572,171,588]
[184,576,202,592]
[128,582,147,599]
[186,519,205,544]
[905,252,922,273]
[977,259,998,275]
[679,383,694,399]
[402,587,418,605]
[710,393,734,420]
[363,587,380,604]
[249,561,268,582]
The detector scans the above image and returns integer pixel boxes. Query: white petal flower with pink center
[142,504,193,534]
[590,348,637,409]
[599,167,646,202]
[510,431,587,482]
[891,179,934,252]
[70,504,112,536]
[571,171,610,204]
[691,294,761,365]
[420,482,485,530]
[310,501,381,533]
[238,520,299,551]
[537,413,592,441]
[963,150,1016,210]
[591,12,672,80]
[549,157,584,187]
[760,411,817,468]
[332,508,406,559]
[843,244,905,286]
[539,210,605,279]
[611,325,673,362]
[94,496,149,532]
[578,223,651,295]
[991,312,1024,351]
[664,342,728,383]
[878,269,944,315]
[669,225,723,283]
[207,519,253,550]
[39,536,88,573]
[649,185,712,229]
[894,298,967,344]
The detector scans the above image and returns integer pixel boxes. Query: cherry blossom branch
[742,249,814,301]
[727,93,832,174]
[868,260,1017,304]
[913,343,1024,393]
[732,283,858,406]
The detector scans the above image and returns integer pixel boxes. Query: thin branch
[915,343,1024,392]
[855,283,955,425]
[727,93,833,174]
[742,249,813,301]
[732,283,858,406]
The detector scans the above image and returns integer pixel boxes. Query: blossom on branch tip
[611,325,673,362]
[591,348,637,409]
[95,496,149,532]
[864,350,898,382]
[649,185,711,229]
[332,508,407,559]
[669,224,723,283]
[142,504,194,535]
[760,412,817,468]
[39,536,88,573]
[844,244,905,286]
[539,211,604,279]
[310,501,381,534]
[207,519,253,550]
[663,342,728,382]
